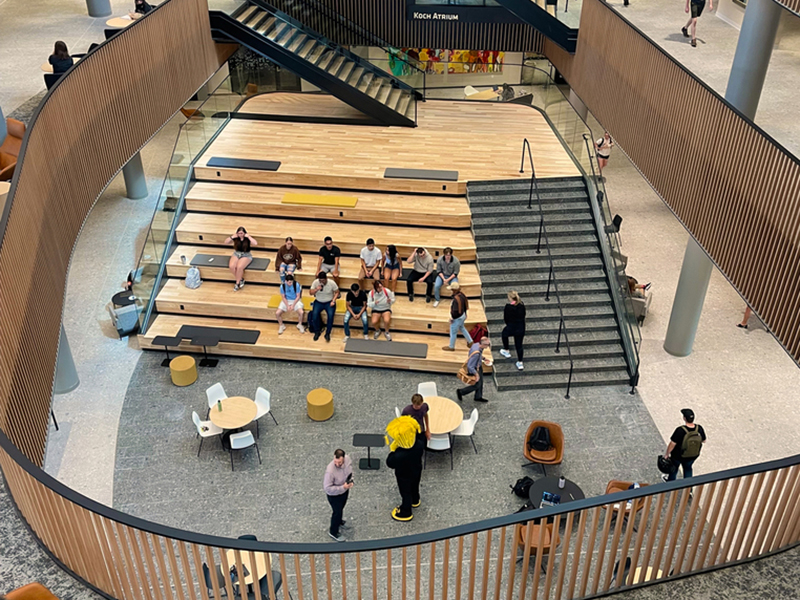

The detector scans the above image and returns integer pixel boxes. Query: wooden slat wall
[776,0,800,15]
[268,0,545,52]
[545,0,800,365]
[0,0,219,465]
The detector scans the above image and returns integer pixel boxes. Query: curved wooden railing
[1,1,800,599]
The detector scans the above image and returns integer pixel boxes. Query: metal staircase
[210,1,419,126]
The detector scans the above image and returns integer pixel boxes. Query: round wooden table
[425,396,463,435]
[106,16,134,28]
[209,396,258,430]
[40,62,54,73]
[224,549,275,586]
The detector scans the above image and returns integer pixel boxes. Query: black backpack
[528,426,551,452]
[511,476,534,498]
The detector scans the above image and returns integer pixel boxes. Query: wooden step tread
[155,279,487,335]
[175,213,477,260]
[167,246,482,297]
[141,314,484,374]
[184,182,471,228]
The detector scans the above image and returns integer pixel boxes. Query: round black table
[112,291,137,307]
[528,476,585,508]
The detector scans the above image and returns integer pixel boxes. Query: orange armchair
[6,583,60,600]
[0,118,25,182]
[522,420,564,476]
[515,521,559,571]
[604,479,649,518]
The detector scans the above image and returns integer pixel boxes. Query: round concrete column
[54,324,80,395]
[122,152,148,200]
[85,0,112,17]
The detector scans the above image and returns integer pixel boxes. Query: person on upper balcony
[48,41,73,74]
[129,0,154,19]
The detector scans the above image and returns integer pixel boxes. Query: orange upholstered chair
[522,420,564,476]
[6,583,60,600]
[515,521,559,569]
[604,479,649,518]
[0,118,25,182]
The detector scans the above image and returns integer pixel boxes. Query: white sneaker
[516,361,524,371]
[364,335,369,340]
[343,335,349,341]
[278,324,286,335]
[499,349,511,359]
[433,300,440,308]
[374,330,381,339]
[297,323,305,333]
[385,332,392,341]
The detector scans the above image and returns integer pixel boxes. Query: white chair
[464,85,478,98]
[192,411,223,457]
[395,406,402,418]
[417,382,437,397]
[424,433,453,470]
[452,409,479,454]
[206,382,227,417]
[254,387,278,438]
[229,430,261,471]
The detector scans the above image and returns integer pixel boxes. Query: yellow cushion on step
[268,294,345,312]
[281,192,358,208]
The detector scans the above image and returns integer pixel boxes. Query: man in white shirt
[359,238,383,288]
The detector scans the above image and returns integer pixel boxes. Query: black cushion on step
[177,325,260,344]
[207,157,281,171]
[191,254,270,271]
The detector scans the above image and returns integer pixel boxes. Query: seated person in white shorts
[359,238,382,287]
[276,274,305,334]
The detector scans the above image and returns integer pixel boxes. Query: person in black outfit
[386,417,424,522]
[48,41,73,74]
[498,291,526,371]
[130,0,154,19]
[663,408,706,482]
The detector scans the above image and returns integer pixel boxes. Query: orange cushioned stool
[170,355,197,386]
[7,583,60,600]
[307,388,334,421]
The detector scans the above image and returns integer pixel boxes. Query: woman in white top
[595,131,614,172]
[368,280,396,341]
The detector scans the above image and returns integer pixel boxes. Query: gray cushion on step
[384,168,458,181]
[207,157,281,171]
[344,338,428,359]
[177,325,260,344]
[190,254,270,271]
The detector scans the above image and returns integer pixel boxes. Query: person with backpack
[442,282,472,352]
[456,337,491,403]
[663,408,706,482]
[275,274,305,334]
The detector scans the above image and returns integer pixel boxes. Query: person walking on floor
[595,131,614,173]
[662,408,706,482]
[682,0,712,48]
[433,247,461,308]
[323,449,353,542]
[406,247,435,303]
[457,337,491,403]
[386,416,424,522]
[401,393,432,442]
[442,282,473,352]
[499,291,526,371]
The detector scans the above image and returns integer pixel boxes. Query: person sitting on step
[344,283,369,340]
[359,238,383,289]
[276,273,305,335]
[275,236,302,284]
[383,244,402,294]
[406,247,434,303]
[309,271,339,342]
[433,247,461,308]
[224,227,257,291]
[368,280,395,341]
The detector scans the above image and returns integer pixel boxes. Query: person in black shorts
[682,0,713,48]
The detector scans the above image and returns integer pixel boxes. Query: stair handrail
[582,133,641,391]
[246,0,419,96]
[520,138,575,399]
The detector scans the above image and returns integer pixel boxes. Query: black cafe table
[529,476,585,509]
[352,434,386,470]
[112,291,137,307]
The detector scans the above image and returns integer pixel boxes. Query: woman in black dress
[498,290,526,371]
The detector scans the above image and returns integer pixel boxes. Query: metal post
[545,266,553,301]
[122,152,148,200]
[536,216,544,254]
[555,318,563,353]
[565,365,572,399]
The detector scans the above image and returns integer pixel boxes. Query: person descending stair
[499,291,526,371]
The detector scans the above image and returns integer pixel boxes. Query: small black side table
[112,291,137,308]
[192,336,220,367]
[152,335,182,367]
[529,476,585,509]
[353,434,386,470]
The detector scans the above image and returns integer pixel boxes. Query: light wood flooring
[239,92,373,120]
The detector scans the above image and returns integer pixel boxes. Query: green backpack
[680,426,703,459]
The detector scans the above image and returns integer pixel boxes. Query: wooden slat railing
[544,0,800,366]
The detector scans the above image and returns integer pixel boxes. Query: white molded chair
[206,382,227,416]
[425,433,453,470]
[229,430,261,471]
[254,387,278,438]
[417,382,437,397]
[192,411,223,457]
[464,85,478,98]
[452,409,479,454]
[395,406,402,418]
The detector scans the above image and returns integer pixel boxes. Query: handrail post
[536,216,543,254]
[555,318,562,354]
[565,363,573,399]
[545,265,553,301]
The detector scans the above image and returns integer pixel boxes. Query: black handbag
[657,455,674,474]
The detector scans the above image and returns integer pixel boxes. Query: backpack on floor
[680,426,703,459]
[185,266,202,289]
[528,426,551,452]
[511,476,534,499]
[469,323,488,343]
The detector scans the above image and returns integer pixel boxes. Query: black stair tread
[494,355,628,375]
[469,178,586,192]
[478,256,604,269]
[511,328,621,344]
[474,223,596,236]
[479,269,607,284]
[472,214,594,227]
[482,281,610,297]
[469,203,591,217]
[477,246,600,260]
[468,192,589,206]
[517,343,625,360]
[483,291,612,308]
[494,370,631,390]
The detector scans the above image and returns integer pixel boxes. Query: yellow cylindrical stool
[307,388,334,421]
[170,355,197,387]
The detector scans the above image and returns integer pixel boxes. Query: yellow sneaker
[391,507,413,522]
[412,500,421,508]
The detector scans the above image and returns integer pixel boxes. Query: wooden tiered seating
[166,246,482,297]
[175,213,477,259]
[142,314,486,373]
[184,182,472,228]
[155,279,487,335]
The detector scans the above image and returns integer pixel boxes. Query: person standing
[344,283,369,340]
[662,408,706,482]
[309,272,340,342]
[595,132,614,173]
[323,449,353,542]
[316,236,341,285]
[401,393,432,442]
[433,247,461,308]
[406,247,435,303]
[498,291,526,371]
[386,416,425,522]
[442,283,473,352]
[682,0,712,48]
[456,337,491,403]
[275,237,302,283]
